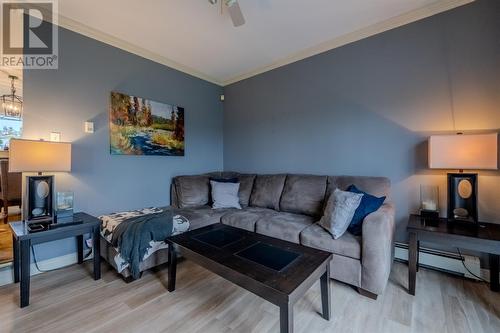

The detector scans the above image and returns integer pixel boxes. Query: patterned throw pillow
[319,188,363,239]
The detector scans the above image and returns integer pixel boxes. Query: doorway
[0,67,23,264]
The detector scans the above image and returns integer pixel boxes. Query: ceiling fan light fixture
[208,0,245,27]
[226,0,245,27]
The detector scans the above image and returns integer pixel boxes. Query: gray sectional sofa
[169,172,396,299]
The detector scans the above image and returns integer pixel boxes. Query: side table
[407,214,500,295]
[9,212,102,307]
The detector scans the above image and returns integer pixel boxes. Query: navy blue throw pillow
[209,177,239,183]
[347,185,386,236]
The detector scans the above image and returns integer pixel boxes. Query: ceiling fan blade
[226,0,245,27]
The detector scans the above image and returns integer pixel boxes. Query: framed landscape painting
[109,91,185,156]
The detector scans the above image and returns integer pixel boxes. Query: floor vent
[394,242,481,280]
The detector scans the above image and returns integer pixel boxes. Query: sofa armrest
[170,181,180,208]
[361,202,396,295]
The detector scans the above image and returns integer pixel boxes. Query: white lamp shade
[9,139,72,172]
[428,133,498,170]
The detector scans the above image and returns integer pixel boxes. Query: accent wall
[223,0,500,242]
[23,27,224,261]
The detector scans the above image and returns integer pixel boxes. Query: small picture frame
[56,191,74,218]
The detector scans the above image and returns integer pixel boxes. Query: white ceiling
[57,0,470,85]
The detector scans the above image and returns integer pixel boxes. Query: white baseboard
[0,251,92,287]
[1,245,495,287]
[394,243,485,281]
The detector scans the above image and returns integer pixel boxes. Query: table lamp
[9,139,71,223]
[428,133,498,224]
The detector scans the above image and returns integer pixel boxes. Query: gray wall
[223,0,500,241]
[23,27,223,260]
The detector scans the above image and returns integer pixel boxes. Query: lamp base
[447,173,478,224]
[447,218,480,233]
[26,175,54,223]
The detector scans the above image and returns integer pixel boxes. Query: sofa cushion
[255,212,315,244]
[236,174,256,207]
[280,174,327,217]
[326,176,390,199]
[221,207,276,232]
[173,206,235,230]
[249,174,287,210]
[174,175,210,208]
[300,223,361,259]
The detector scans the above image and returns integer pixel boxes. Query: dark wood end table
[407,214,500,295]
[166,223,332,333]
[9,212,102,307]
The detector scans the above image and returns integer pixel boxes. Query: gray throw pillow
[210,181,242,210]
[319,188,363,239]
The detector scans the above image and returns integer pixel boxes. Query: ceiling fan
[208,0,245,27]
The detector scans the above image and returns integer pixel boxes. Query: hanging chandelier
[1,75,22,120]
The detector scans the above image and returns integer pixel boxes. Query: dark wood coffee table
[166,223,332,333]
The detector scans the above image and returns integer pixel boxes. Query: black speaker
[447,173,478,223]
[27,175,54,223]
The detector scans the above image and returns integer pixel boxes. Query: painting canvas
[110,91,185,156]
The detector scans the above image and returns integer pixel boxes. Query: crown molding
[45,0,473,87]
[222,0,475,86]
[55,14,224,86]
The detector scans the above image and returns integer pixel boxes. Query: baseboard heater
[394,242,481,281]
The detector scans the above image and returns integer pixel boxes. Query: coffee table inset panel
[236,242,300,271]
[192,228,244,248]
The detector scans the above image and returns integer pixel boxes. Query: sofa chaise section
[99,204,234,279]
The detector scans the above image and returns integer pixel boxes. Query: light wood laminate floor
[0,260,499,333]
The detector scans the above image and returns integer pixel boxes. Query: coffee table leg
[320,264,331,320]
[12,235,19,283]
[168,243,177,292]
[77,235,84,264]
[92,227,101,280]
[416,240,420,272]
[20,239,30,308]
[408,232,418,295]
[280,303,293,333]
[489,254,499,292]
